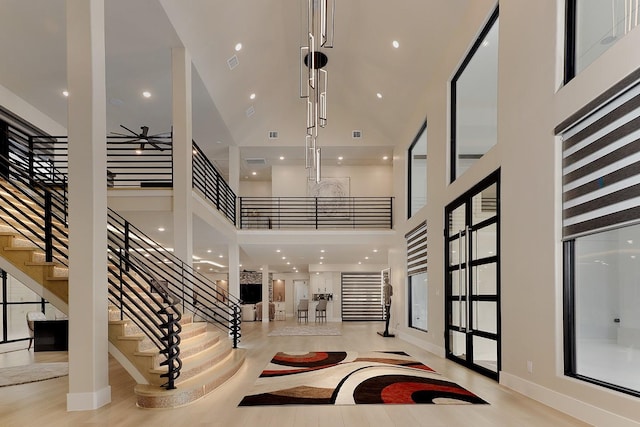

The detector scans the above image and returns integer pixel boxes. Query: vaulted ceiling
[0,0,473,272]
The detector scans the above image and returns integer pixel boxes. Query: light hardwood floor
[0,320,589,427]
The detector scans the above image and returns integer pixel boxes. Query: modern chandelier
[300,0,335,183]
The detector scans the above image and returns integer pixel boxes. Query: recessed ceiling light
[239,264,243,267]
[282,256,286,260]
[365,256,369,260]
[250,93,256,100]
[316,272,320,275]
[628,240,634,244]
[207,249,212,253]
[142,91,151,98]
[260,267,263,271]
[383,156,389,160]
[62,90,69,97]
[320,249,325,253]
[218,254,224,258]
[252,171,257,176]
[320,256,324,260]
[338,156,343,161]
[235,42,243,51]
[276,249,281,253]
[373,249,378,253]
[196,266,200,270]
[279,156,285,160]
[157,227,165,232]
[376,93,383,99]
[392,40,400,48]
[358,261,362,265]
[286,262,291,265]
[319,262,323,265]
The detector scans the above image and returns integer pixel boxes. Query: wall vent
[246,106,255,117]
[352,130,362,139]
[227,55,239,70]
[268,131,279,139]
[245,158,267,166]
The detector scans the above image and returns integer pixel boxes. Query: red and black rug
[239,351,487,406]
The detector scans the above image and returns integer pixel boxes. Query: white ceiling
[0,0,471,273]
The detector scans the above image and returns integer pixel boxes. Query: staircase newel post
[232,305,239,349]
[44,191,53,262]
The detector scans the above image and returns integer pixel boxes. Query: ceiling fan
[110,125,172,151]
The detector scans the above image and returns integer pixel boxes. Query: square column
[66,0,110,411]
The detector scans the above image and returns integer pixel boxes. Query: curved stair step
[134,348,246,408]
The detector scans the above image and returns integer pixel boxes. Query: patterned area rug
[0,362,68,387]
[268,326,341,336]
[239,351,487,406]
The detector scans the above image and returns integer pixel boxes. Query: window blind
[406,221,427,276]
[560,81,640,239]
[341,272,383,321]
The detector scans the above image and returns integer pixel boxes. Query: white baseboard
[500,372,640,427]
[397,331,445,358]
[66,385,111,411]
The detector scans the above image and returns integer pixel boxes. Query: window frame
[407,120,427,219]
[450,6,499,183]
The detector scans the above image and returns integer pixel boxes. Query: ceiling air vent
[227,55,239,70]
[352,130,362,139]
[246,106,255,117]
[268,131,279,139]
[245,158,267,166]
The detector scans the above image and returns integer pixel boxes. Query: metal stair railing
[107,249,183,390]
[192,140,236,226]
[0,152,68,265]
[0,149,183,390]
[108,209,242,348]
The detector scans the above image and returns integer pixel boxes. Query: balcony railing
[239,197,393,230]
[192,142,236,225]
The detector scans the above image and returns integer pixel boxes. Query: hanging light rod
[300,0,335,183]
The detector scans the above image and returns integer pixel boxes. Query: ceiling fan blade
[120,124,137,135]
[110,132,133,137]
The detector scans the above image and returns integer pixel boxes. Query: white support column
[228,243,240,300]
[262,265,269,323]
[171,47,193,270]
[66,0,110,411]
[228,145,240,195]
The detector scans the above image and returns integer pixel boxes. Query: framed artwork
[307,177,350,197]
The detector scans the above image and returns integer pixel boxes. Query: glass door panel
[445,172,500,381]
[472,336,498,373]
[473,263,497,295]
[472,223,497,260]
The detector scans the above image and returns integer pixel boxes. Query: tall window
[408,122,427,218]
[451,8,499,182]
[559,77,640,397]
[406,222,428,331]
[566,0,640,82]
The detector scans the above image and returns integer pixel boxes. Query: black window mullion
[564,0,577,83]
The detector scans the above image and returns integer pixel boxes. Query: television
[240,283,262,304]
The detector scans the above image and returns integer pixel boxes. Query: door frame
[444,169,501,381]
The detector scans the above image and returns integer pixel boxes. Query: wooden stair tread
[134,349,246,408]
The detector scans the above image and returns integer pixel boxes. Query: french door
[445,171,500,380]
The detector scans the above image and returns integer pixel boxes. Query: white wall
[389,1,640,425]
[0,84,67,135]
[239,180,271,197]
[271,165,393,197]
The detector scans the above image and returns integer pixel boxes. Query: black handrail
[239,197,394,229]
[0,152,183,387]
[192,141,236,225]
[108,209,242,346]
[30,135,174,188]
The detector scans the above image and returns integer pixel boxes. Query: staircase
[0,161,245,408]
